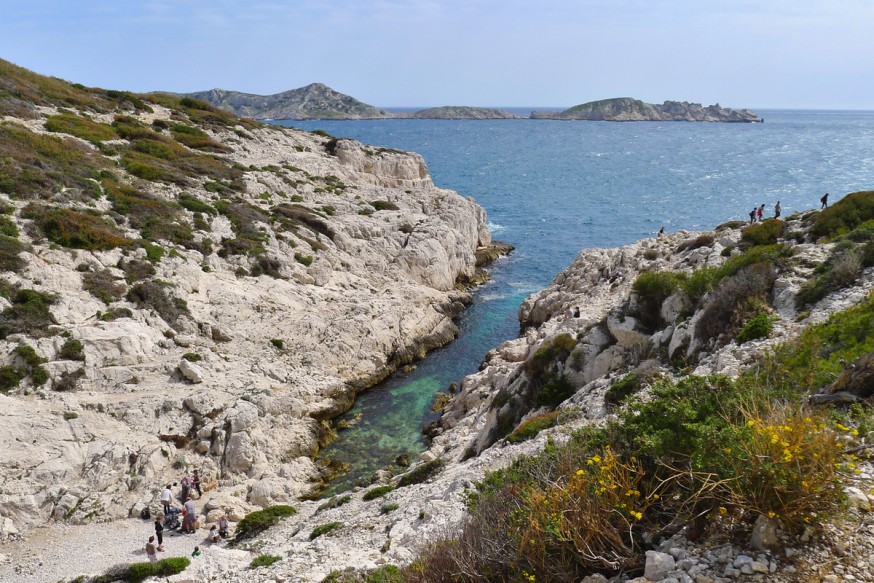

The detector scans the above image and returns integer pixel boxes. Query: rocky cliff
[10,198,872,582]
[185,83,390,120]
[0,59,498,540]
[531,97,762,122]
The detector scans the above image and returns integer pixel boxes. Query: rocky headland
[1,58,871,583]
[531,97,762,122]
[0,58,507,547]
[184,83,390,120]
[4,190,873,582]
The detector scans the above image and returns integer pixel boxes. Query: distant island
[531,97,762,122]
[184,84,760,122]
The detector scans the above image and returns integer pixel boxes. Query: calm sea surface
[273,111,874,493]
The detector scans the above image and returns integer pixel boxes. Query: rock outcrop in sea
[531,97,762,122]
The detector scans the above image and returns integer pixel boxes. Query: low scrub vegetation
[362,485,394,501]
[506,410,560,443]
[234,505,297,543]
[741,218,785,246]
[811,190,874,239]
[22,204,131,250]
[44,112,118,143]
[397,458,445,488]
[0,287,57,339]
[250,554,281,569]
[310,521,342,540]
[404,294,874,582]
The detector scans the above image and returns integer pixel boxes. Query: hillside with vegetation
[0,57,498,559]
[84,191,869,583]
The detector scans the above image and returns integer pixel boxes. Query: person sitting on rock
[208,524,220,543]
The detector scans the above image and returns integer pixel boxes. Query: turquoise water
[275,111,874,493]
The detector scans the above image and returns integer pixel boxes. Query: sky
[1,0,873,110]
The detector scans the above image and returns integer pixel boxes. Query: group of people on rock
[747,193,829,225]
[144,469,230,562]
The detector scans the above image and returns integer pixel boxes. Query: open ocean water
[274,110,874,493]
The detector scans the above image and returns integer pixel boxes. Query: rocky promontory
[0,58,499,542]
[531,97,762,122]
[185,83,390,120]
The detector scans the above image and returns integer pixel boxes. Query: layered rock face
[0,94,492,536]
[531,97,762,122]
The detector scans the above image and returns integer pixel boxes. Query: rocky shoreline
[0,74,504,545]
[4,210,872,582]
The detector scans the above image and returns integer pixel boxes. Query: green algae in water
[319,272,527,497]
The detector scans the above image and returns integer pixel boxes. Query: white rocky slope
[0,103,494,541]
[9,219,870,582]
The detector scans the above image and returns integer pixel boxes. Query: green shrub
[22,204,131,250]
[125,556,190,582]
[0,365,22,393]
[45,113,118,142]
[0,288,57,339]
[120,259,156,284]
[100,307,133,321]
[234,505,297,542]
[371,200,399,211]
[736,312,774,344]
[632,271,682,331]
[182,352,201,362]
[250,554,281,569]
[380,502,399,514]
[812,190,874,239]
[58,338,85,361]
[0,235,26,273]
[310,521,342,540]
[52,368,85,392]
[694,263,775,344]
[604,372,642,405]
[741,219,785,246]
[63,411,79,420]
[30,365,49,386]
[179,194,217,215]
[362,485,394,501]
[507,411,560,443]
[317,495,351,512]
[534,374,575,408]
[82,269,126,304]
[0,215,19,238]
[143,243,165,264]
[523,333,577,380]
[126,281,189,327]
[270,338,284,349]
[13,344,46,367]
[397,459,444,488]
[294,252,313,267]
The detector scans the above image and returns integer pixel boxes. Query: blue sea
[273,111,874,493]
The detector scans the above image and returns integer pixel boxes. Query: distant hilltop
[185,84,518,120]
[185,84,760,122]
[185,83,388,120]
[531,97,762,122]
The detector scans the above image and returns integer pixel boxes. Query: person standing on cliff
[821,192,829,208]
[757,204,765,221]
[749,208,756,224]
[775,201,781,218]
[154,517,165,551]
[160,484,172,515]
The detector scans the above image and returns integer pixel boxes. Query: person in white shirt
[160,485,172,515]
